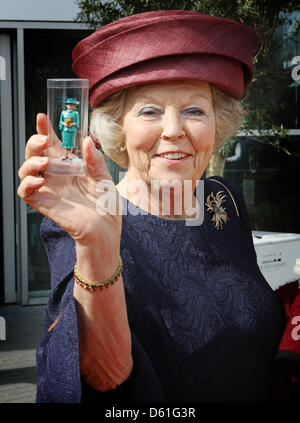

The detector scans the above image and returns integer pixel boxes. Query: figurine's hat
[65,98,78,104]
[72,10,261,107]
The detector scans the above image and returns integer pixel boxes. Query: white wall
[0,0,80,22]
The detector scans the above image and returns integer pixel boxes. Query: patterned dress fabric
[36,177,284,403]
[59,109,79,149]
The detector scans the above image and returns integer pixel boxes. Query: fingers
[17,175,45,201]
[24,113,49,160]
[36,113,48,135]
[82,137,113,180]
[36,112,63,157]
[18,156,49,180]
[25,134,48,160]
[19,113,50,202]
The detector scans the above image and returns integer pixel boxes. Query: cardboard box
[252,231,300,291]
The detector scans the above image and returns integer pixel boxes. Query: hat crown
[65,98,77,104]
[72,10,261,106]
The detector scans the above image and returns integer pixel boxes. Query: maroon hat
[72,10,261,107]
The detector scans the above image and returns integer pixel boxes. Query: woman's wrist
[74,257,123,291]
[74,241,132,392]
[75,241,121,284]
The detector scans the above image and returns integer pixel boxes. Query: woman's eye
[138,107,161,118]
[183,107,206,117]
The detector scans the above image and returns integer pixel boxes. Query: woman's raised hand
[19,114,132,390]
[17,113,122,251]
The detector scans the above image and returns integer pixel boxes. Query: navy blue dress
[36,177,284,403]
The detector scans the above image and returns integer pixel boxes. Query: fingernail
[33,177,44,185]
[39,136,47,143]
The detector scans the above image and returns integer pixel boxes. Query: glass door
[0,32,16,304]
[24,28,91,303]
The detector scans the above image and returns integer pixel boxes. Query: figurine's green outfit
[59,110,79,149]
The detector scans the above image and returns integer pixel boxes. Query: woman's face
[121,81,216,186]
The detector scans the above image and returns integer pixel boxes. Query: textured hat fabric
[72,10,261,107]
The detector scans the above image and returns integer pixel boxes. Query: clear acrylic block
[46,78,89,175]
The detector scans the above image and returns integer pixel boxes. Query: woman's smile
[116,80,216,219]
[153,151,192,161]
[120,81,216,187]
[153,153,192,166]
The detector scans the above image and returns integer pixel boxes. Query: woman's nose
[161,110,185,140]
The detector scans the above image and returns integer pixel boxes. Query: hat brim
[72,10,261,107]
[90,54,245,107]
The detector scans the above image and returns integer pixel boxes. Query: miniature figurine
[59,98,80,160]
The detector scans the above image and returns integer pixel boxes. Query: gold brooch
[205,191,229,230]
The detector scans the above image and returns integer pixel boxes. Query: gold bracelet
[74,257,123,292]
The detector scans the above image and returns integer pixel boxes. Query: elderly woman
[18,10,298,403]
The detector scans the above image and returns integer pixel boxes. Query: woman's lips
[154,153,192,163]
